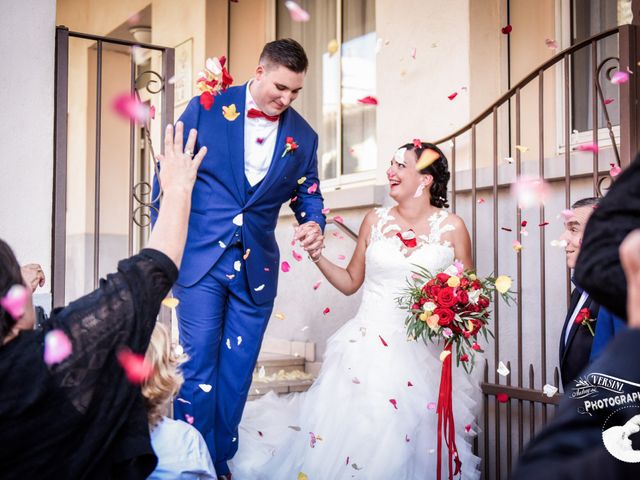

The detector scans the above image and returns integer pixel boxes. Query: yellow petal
[222,104,240,121]
[419,312,428,322]
[468,273,477,281]
[297,176,307,185]
[327,39,339,56]
[162,297,179,309]
[447,276,460,288]
[466,320,474,332]
[243,248,251,260]
[416,148,440,171]
[494,275,512,294]
[275,312,285,320]
[515,144,529,153]
[439,350,451,362]
[298,473,308,480]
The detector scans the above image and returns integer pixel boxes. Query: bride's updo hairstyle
[399,141,450,208]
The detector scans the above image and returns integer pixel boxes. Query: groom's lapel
[225,84,247,204]
[246,106,293,207]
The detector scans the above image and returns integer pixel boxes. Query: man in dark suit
[558,197,600,390]
[513,229,640,479]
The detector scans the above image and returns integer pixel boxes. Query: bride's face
[386,149,432,203]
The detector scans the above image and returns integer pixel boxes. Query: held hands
[157,121,207,195]
[295,221,324,262]
[21,264,45,293]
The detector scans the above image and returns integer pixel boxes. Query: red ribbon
[437,342,462,480]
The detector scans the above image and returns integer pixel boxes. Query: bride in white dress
[231,142,481,479]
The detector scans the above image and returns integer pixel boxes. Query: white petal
[543,384,558,398]
[234,261,241,272]
[198,384,212,393]
[219,241,226,248]
[254,284,265,292]
[497,361,510,377]
[237,335,243,346]
[226,338,231,349]
[233,213,243,226]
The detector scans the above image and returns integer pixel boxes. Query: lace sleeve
[48,249,178,413]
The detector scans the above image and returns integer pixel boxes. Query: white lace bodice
[358,207,456,323]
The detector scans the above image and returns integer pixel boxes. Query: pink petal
[307,182,318,194]
[357,95,378,105]
[427,402,436,410]
[610,163,622,177]
[576,142,599,153]
[0,284,28,319]
[284,1,310,22]
[290,196,298,203]
[604,98,615,105]
[321,208,331,215]
[477,197,486,204]
[389,399,398,409]
[511,176,551,208]
[44,329,73,365]
[448,92,458,101]
[312,280,322,290]
[322,307,330,315]
[149,105,156,120]
[545,38,558,49]
[292,250,303,262]
[281,261,291,273]
[185,414,194,425]
[379,335,388,347]
[333,215,344,224]
[112,93,150,124]
[410,47,416,59]
[337,254,346,260]
[117,348,153,384]
[560,209,574,220]
[611,71,630,85]
[465,423,472,433]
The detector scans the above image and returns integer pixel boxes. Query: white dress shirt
[244,80,280,186]
[564,291,590,345]
[148,416,216,480]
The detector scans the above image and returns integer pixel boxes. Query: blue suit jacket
[589,307,627,362]
[152,85,325,304]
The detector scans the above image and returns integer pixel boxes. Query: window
[277,0,376,186]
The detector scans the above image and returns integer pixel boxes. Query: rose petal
[226,338,231,349]
[44,329,73,365]
[610,163,622,177]
[496,393,509,403]
[117,348,153,384]
[0,284,28,319]
[322,307,330,315]
[543,384,558,398]
[337,254,346,260]
[410,47,416,59]
[357,95,378,105]
[333,215,344,224]
[407,381,413,387]
[512,240,523,252]
[162,297,179,309]
[199,384,212,393]
[427,402,436,410]
[416,148,440,170]
[292,250,303,262]
[185,414,194,424]
[497,361,510,376]
[281,261,291,273]
[604,98,615,105]
[112,93,150,124]
[448,92,458,101]
[576,142,599,153]
[321,208,331,215]
[379,335,388,347]
[545,38,558,49]
[275,312,285,320]
[511,176,551,208]
[218,241,227,248]
[611,71,630,84]
[312,280,322,290]
[327,39,339,55]
[501,24,512,34]
[297,176,307,185]
[307,182,318,194]
[232,213,243,226]
[477,197,486,204]
[254,284,265,292]
[285,1,310,22]
[389,399,398,409]
[233,261,241,272]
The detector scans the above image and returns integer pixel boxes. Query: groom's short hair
[259,38,309,73]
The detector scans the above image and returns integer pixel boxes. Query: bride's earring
[413,183,426,198]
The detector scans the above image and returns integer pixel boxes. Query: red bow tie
[247,108,280,122]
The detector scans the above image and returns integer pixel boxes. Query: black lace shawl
[0,248,178,479]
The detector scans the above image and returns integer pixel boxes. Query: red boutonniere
[282,136,299,158]
[396,229,417,248]
[575,307,595,336]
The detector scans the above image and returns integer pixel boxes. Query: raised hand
[20,264,45,293]
[157,121,207,196]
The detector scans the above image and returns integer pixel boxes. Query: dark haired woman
[0,122,206,479]
[232,143,480,479]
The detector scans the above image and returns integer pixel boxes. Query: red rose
[429,285,442,298]
[478,296,490,308]
[199,91,214,110]
[463,331,470,338]
[411,303,420,311]
[575,307,591,325]
[437,288,457,308]
[460,278,470,288]
[471,280,482,290]
[456,290,469,305]
[460,354,469,362]
[436,273,451,284]
[434,307,454,326]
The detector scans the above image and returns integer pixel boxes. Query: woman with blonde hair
[143,323,216,479]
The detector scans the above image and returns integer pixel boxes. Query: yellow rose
[447,276,461,288]
[494,275,512,294]
[427,314,441,330]
[419,312,429,322]
[469,273,477,281]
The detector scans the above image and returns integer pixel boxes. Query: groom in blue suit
[152,39,325,478]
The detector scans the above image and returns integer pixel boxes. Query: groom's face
[560,205,595,269]
[252,64,306,116]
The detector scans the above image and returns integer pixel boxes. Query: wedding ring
[184,148,194,157]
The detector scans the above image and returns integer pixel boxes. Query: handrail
[433,27,620,145]
[328,218,358,241]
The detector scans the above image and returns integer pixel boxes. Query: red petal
[218,55,227,68]
[521,220,528,227]
[322,307,330,315]
[538,221,549,227]
[281,261,291,272]
[604,98,615,105]
[448,92,458,101]
[496,393,509,403]
[379,335,388,347]
[292,250,303,262]
[199,91,215,110]
[389,399,398,409]
[412,138,422,148]
[286,136,294,144]
[117,348,153,384]
[407,381,413,387]
[221,68,234,89]
[501,24,512,34]
[357,95,378,105]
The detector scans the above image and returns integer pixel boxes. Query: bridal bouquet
[397,262,514,480]
[397,261,513,373]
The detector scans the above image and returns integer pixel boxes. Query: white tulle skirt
[230,303,482,480]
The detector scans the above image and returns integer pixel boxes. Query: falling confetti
[258,365,266,378]
[543,384,559,397]
[357,96,378,105]
[610,163,622,177]
[576,143,599,153]
[465,424,472,433]
[512,176,551,208]
[297,176,307,185]
[496,393,509,403]
[405,434,411,442]
[233,213,243,226]
[545,38,558,49]
[501,227,513,232]
[416,148,440,170]
[512,240,523,252]
[237,336,243,346]
[218,241,226,248]
[427,402,436,410]
[298,473,308,480]
[254,284,265,292]
[322,307,331,315]
[538,221,549,227]
[222,104,241,121]
[497,361,510,376]
[293,250,303,262]
[312,280,322,290]
[112,93,151,124]
[611,71,630,84]
[515,145,529,153]
[44,329,73,365]
[410,47,416,59]
[337,255,346,261]
[185,414,194,424]
[307,183,318,194]
[281,261,291,272]
[226,338,231,349]
[285,1,310,22]
[234,261,241,272]
[379,335,388,347]
[243,249,251,260]
[604,98,615,105]
[327,39,339,55]
[0,284,28,319]
[333,215,345,224]
[352,377,361,384]
[389,399,398,409]
[309,432,318,448]
[447,92,458,101]
[275,312,285,320]
[176,397,191,404]
[321,207,331,215]
[226,274,235,280]
[550,239,568,248]
[501,24,512,34]
[560,209,574,220]
[477,198,486,204]
[162,297,179,309]
[117,348,153,384]
[407,381,413,387]
[199,384,212,393]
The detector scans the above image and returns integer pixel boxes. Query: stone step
[254,352,305,376]
[248,375,314,401]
